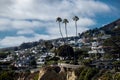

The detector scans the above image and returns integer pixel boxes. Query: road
[58,63,82,69]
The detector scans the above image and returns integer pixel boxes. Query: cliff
[38,66,76,80]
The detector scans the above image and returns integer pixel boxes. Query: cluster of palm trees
[56,16,79,44]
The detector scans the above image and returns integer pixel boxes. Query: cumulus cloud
[17,29,35,35]
[0,0,115,48]
[0,18,12,31]
[0,0,112,20]
[0,36,30,48]
[0,19,45,31]
[0,34,55,48]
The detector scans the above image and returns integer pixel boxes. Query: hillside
[80,18,120,38]
[0,18,120,51]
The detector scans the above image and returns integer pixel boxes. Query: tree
[57,45,74,59]
[73,16,79,64]
[73,16,79,37]
[30,60,37,68]
[56,17,64,43]
[63,18,69,43]
[44,41,53,51]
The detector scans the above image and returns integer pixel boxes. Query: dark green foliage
[112,25,120,35]
[52,66,61,73]
[84,68,98,80]
[90,67,120,80]
[30,59,37,67]
[50,56,60,61]
[44,41,53,50]
[45,55,52,61]
[0,61,12,65]
[45,56,59,65]
[19,42,39,49]
[75,67,99,80]
[82,59,92,66]
[112,60,120,71]
[103,36,120,47]
[103,53,113,59]
[0,71,15,80]
[75,49,88,59]
[33,73,39,80]
[78,68,88,80]
[0,52,8,58]
[75,67,84,76]
[57,45,74,59]
[103,36,120,59]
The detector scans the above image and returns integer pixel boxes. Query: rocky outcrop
[38,66,76,80]
[67,70,76,80]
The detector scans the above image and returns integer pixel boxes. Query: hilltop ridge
[0,18,120,51]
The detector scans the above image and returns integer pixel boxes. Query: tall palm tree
[63,19,69,42]
[73,16,79,37]
[73,16,79,64]
[56,17,64,43]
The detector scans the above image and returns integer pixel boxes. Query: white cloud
[0,36,29,47]
[0,34,54,48]
[17,29,35,35]
[12,20,35,29]
[0,18,12,31]
[0,0,115,48]
[74,0,111,16]
[0,19,45,31]
[0,0,113,20]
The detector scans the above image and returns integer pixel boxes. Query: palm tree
[73,16,79,37]
[73,16,79,64]
[63,19,69,43]
[56,17,64,43]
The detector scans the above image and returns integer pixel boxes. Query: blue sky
[0,0,119,48]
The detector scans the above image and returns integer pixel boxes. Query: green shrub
[84,68,98,80]
[0,71,15,80]
[78,68,87,80]
[33,73,39,80]
[75,67,85,77]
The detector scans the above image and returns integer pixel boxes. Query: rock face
[67,71,76,80]
[38,66,76,80]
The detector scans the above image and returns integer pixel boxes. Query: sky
[0,0,120,48]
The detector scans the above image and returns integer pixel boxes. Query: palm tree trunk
[65,23,68,44]
[74,21,77,64]
[59,22,64,43]
[75,21,77,37]
[74,21,78,44]
[65,23,68,38]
